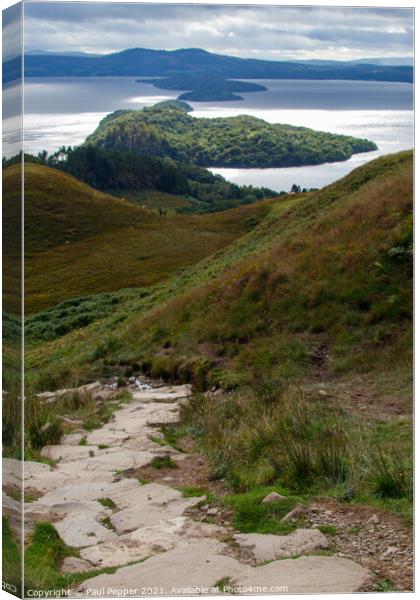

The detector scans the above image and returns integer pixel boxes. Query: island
[86,100,378,169]
[137,73,267,102]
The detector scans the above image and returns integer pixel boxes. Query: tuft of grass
[215,576,233,593]
[223,487,302,534]
[374,578,395,592]
[180,486,207,498]
[369,450,412,500]
[100,516,116,531]
[150,456,178,470]
[98,497,117,510]
[317,524,338,536]
[27,417,63,450]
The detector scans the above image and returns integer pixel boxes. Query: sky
[19,2,415,62]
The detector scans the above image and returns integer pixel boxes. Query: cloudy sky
[21,2,414,61]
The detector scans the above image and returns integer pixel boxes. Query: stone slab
[61,557,94,574]
[75,540,241,595]
[234,528,329,561]
[236,555,372,594]
[55,514,117,548]
[79,517,225,568]
[110,497,206,534]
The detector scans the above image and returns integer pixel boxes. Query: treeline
[4,147,278,213]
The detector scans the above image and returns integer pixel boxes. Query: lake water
[3,77,413,191]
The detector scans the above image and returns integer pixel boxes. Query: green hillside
[21,151,413,520]
[7,163,270,313]
[86,102,377,168]
[27,151,412,394]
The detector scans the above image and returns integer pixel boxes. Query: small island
[87,101,378,169]
[137,72,267,102]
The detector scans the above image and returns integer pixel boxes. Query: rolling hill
[26,151,412,395]
[4,48,413,83]
[3,163,271,314]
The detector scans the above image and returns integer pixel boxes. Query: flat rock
[41,445,100,462]
[38,478,139,506]
[236,555,372,594]
[25,499,110,523]
[234,529,329,562]
[110,497,206,534]
[80,517,224,568]
[61,432,87,446]
[131,385,190,404]
[55,514,117,548]
[106,482,182,509]
[61,557,93,574]
[75,540,242,596]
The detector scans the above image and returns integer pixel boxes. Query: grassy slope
[26,151,412,395]
[6,164,269,313]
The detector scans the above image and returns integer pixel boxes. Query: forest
[86,100,377,168]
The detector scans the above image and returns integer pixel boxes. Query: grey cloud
[22,2,414,60]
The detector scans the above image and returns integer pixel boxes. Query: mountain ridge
[4,47,413,83]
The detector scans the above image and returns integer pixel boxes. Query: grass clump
[181,486,207,498]
[180,385,412,519]
[150,456,178,470]
[374,578,395,592]
[215,576,233,593]
[317,524,338,535]
[24,522,74,593]
[369,450,412,500]
[223,487,302,534]
[98,497,117,510]
[23,521,120,594]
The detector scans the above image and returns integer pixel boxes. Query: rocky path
[3,383,372,595]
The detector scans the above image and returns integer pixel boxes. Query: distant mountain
[290,57,413,67]
[3,47,413,84]
[350,57,413,67]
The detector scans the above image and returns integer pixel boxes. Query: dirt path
[3,384,373,595]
